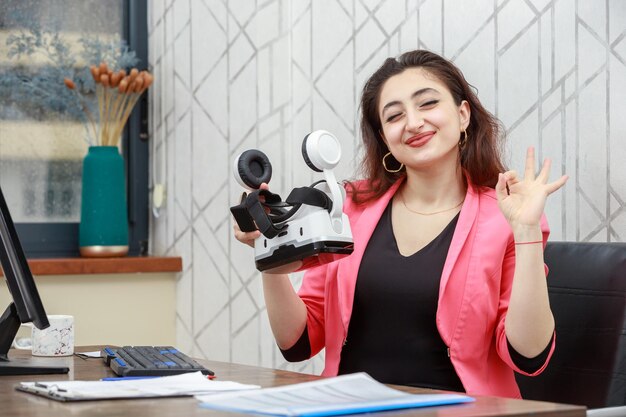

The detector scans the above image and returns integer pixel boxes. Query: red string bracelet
[514,240,543,245]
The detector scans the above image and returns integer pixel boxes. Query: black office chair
[515,241,626,416]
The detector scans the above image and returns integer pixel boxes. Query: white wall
[148,0,626,373]
[3,272,176,346]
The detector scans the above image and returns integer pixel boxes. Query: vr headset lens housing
[230,130,354,272]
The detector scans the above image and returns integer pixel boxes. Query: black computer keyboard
[102,346,214,377]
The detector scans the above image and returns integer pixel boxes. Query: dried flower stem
[64,78,98,142]
[66,63,154,147]
[96,83,104,144]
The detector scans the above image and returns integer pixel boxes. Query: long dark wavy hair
[348,49,506,204]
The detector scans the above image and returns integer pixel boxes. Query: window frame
[14,0,149,258]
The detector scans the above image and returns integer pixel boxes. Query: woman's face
[378,67,470,171]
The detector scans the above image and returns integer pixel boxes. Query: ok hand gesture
[495,147,568,229]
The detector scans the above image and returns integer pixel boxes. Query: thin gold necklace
[399,192,465,216]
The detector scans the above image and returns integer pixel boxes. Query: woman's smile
[405,131,435,147]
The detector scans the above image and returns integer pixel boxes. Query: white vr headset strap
[323,169,344,234]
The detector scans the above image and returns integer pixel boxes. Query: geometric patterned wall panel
[149,0,625,374]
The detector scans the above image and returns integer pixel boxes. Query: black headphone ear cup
[301,134,323,173]
[236,150,272,189]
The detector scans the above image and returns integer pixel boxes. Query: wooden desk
[1,346,585,417]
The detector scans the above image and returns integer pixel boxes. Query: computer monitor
[0,186,69,375]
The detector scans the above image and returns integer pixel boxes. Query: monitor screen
[0,186,68,375]
[0,188,48,329]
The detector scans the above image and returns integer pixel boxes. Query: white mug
[31,315,74,357]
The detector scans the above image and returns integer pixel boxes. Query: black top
[281,200,553,389]
[338,203,464,390]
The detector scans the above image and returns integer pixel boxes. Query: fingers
[233,224,261,248]
[498,170,519,197]
[524,147,536,181]
[233,186,269,248]
[537,158,551,183]
[522,148,556,185]
[495,173,509,201]
[545,175,569,195]
[259,183,270,206]
[503,170,519,185]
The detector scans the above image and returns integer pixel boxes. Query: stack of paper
[196,372,474,416]
[17,371,260,402]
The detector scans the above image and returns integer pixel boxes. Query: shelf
[0,257,182,276]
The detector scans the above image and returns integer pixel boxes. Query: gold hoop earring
[459,130,468,149]
[382,152,404,173]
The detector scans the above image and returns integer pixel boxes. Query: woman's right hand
[232,184,307,349]
[233,222,302,272]
[232,182,269,248]
[233,224,261,248]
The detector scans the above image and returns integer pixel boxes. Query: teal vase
[79,146,129,257]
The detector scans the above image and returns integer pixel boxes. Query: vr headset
[230,130,354,272]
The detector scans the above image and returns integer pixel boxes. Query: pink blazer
[297,179,554,398]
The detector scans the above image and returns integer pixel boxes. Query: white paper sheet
[19,371,260,401]
[196,372,474,416]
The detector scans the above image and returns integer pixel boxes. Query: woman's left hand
[495,147,568,229]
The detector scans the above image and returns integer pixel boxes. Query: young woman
[234,50,568,398]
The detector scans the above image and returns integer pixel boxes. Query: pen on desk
[34,382,67,392]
